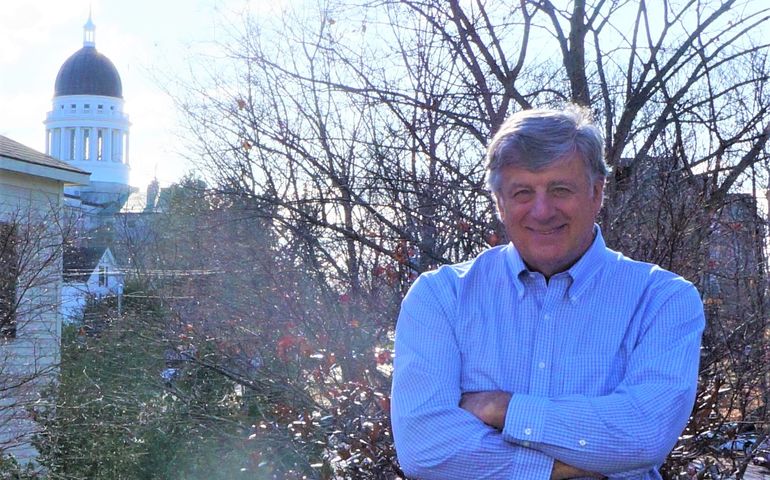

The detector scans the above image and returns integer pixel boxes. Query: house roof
[63,246,113,282]
[0,135,90,184]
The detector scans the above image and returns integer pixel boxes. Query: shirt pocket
[458,347,506,393]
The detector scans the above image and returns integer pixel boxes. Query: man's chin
[522,252,565,273]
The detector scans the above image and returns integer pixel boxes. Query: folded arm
[461,284,704,478]
[460,391,603,479]
[392,275,596,479]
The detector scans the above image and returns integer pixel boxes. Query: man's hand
[552,461,605,480]
[460,391,511,429]
[461,391,605,480]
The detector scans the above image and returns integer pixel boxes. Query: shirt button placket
[530,310,554,396]
[531,280,565,397]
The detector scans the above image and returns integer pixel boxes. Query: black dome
[54,46,122,98]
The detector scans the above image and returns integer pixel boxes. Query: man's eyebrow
[548,179,579,188]
[505,179,578,189]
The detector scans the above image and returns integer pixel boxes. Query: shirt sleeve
[501,280,705,476]
[391,274,555,479]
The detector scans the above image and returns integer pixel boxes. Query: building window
[97,129,104,161]
[0,223,18,339]
[83,129,91,160]
[123,133,129,165]
[112,130,121,162]
[69,129,76,160]
[99,266,108,287]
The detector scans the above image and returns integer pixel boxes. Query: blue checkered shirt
[391,227,704,479]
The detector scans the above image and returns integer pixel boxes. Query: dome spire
[83,9,95,47]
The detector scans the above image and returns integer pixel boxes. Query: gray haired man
[391,105,704,479]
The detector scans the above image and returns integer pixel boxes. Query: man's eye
[552,187,572,197]
[513,190,533,200]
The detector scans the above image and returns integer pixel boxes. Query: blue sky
[0,0,277,188]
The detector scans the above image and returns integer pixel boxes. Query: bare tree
[0,203,70,463]
[163,0,770,476]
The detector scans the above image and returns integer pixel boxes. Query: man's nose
[530,193,555,220]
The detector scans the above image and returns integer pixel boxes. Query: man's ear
[592,179,605,212]
[494,194,506,220]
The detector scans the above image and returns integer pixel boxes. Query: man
[391,105,704,479]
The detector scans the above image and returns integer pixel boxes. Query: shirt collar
[565,225,612,302]
[505,224,612,301]
[505,243,529,299]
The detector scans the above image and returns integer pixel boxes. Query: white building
[44,14,132,216]
[0,135,89,463]
[61,246,124,323]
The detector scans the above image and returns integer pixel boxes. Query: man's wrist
[459,391,511,429]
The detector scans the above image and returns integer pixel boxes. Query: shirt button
[543,314,551,321]
[579,439,587,446]
[524,428,532,435]
[538,361,546,369]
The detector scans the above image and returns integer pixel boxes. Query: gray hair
[485,105,609,194]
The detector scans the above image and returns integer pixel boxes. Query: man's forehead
[503,176,580,189]
[501,163,584,182]
[499,154,592,182]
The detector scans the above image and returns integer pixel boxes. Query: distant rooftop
[121,189,149,213]
[63,246,111,282]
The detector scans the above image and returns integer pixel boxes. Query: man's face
[494,154,604,278]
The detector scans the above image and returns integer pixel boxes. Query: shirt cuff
[502,393,549,445]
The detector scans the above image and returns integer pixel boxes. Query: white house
[0,134,89,463]
[61,246,124,323]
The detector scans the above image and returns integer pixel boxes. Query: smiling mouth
[528,225,566,235]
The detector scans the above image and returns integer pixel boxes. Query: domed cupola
[54,14,122,98]
[54,49,123,98]
[45,13,132,209]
